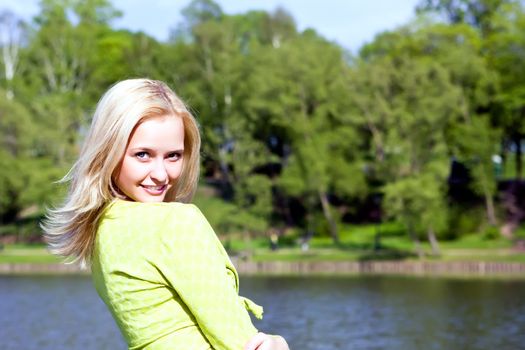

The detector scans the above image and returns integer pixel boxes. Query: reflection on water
[1,275,524,350]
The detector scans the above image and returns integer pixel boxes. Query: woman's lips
[141,184,167,195]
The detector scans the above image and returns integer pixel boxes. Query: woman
[43,79,289,350]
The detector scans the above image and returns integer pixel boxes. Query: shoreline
[1,260,525,278]
[233,260,525,278]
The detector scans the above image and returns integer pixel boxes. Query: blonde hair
[42,79,201,266]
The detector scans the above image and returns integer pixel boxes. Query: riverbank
[2,260,525,278]
[233,259,525,278]
[2,241,525,277]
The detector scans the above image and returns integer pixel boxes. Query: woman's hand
[244,332,290,350]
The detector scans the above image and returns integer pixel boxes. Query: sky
[1,0,421,52]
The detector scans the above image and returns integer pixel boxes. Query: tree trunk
[218,145,233,197]
[365,114,384,162]
[0,10,23,100]
[479,163,498,226]
[485,191,497,226]
[408,224,424,258]
[318,189,340,245]
[427,227,441,256]
[281,194,294,226]
[516,136,522,180]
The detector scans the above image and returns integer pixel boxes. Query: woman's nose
[150,159,168,182]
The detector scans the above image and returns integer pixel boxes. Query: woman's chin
[124,190,168,203]
[134,185,169,202]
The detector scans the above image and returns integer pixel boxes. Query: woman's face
[115,116,185,202]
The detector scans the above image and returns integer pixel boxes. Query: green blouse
[91,200,262,350]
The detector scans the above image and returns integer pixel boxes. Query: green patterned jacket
[91,199,262,350]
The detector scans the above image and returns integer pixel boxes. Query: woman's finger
[244,332,267,350]
[259,335,290,350]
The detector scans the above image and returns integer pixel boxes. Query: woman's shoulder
[97,200,206,245]
[105,199,199,217]
[99,200,201,233]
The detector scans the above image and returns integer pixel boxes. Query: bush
[445,205,486,240]
[0,217,42,243]
[482,225,499,240]
[193,185,269,235]
[514,225,525,239]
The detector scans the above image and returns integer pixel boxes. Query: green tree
[0,9,26,99]
[350,54,463,255]
[416,0,519,35]
[0,91,63,226]
[246,31,365,244]
[452,116,500,225]
[418,0,525,180]
[484,1,525,179]
[361,21,501,234]
[166,3,290,235]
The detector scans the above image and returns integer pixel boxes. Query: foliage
[0,0,524,253]
[0,92,65,225]
[446,204,486,238]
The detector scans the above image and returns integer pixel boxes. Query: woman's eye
[135,151,149,160]
[167,152,182,160]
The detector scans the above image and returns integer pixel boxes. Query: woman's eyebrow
[129,147,154,152]
[129,147,184,153]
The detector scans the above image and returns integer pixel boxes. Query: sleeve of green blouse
[158,204,258,350]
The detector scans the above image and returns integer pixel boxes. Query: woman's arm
[157,205,258,350]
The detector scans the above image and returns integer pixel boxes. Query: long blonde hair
[42,79,201,266]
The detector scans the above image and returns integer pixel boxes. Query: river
[1,275,524,350]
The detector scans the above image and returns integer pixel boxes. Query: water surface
[1,275,524,350]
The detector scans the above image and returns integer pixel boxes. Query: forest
[1,0,524,257]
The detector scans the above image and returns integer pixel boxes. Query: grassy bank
[2,244,524,264]
[0,244,61,264]
[222,223,525,263]
[3,222,523,265]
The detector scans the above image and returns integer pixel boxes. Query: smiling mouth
[141,184,168,195]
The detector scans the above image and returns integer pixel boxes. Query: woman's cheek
[168,162,184,182]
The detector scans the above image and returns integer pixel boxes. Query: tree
[25,0,119,96]
[350,53,464,255]
[418,1,525,181]
[16,0,124,167]
[171,0,223,41]
[245,31,365,244]
[0,91,63,226]
[0,9,26,99]
[166,4,288,235]
[484,1,525,179]
[416,0,520,35]
[360,21,501,235]
[452,116,500,225]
